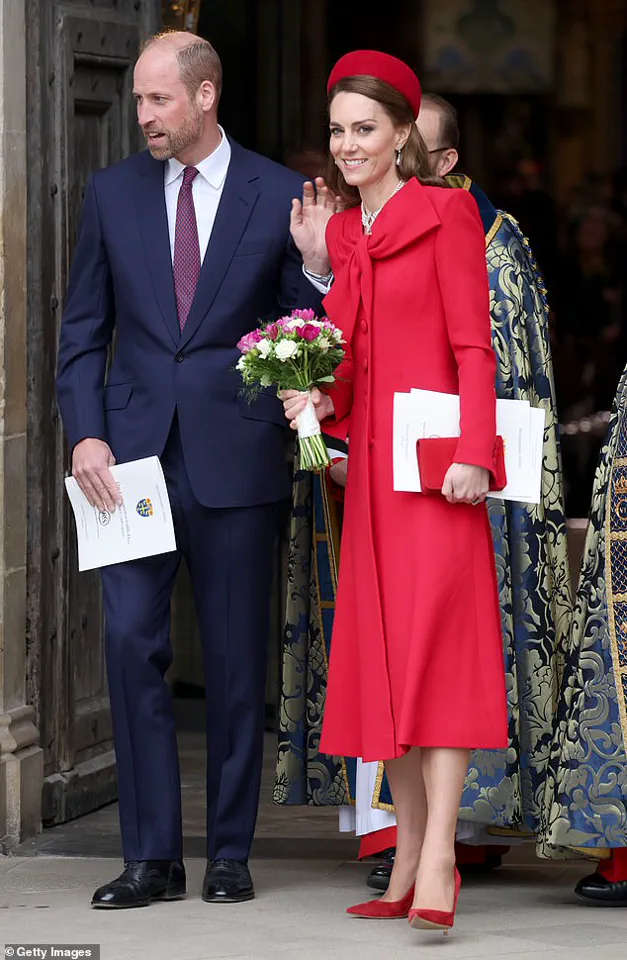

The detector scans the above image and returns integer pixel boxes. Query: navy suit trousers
[101,417,280,862]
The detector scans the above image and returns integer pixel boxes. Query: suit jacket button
[174,352,185,363]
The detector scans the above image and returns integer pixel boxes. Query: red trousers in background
[598,848,627,881]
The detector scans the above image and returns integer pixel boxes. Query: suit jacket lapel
[179,140,259,348]
[135,153,180,346]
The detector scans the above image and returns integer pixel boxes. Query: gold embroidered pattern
[485,214,504,251]
[605,389,627,752]
[540,367,627,853]
[312,475,353,803]
[372,759,394,813]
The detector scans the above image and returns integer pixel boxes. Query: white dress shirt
[165,129,331,296]
[303,265,334,295]
[164,126,231,263]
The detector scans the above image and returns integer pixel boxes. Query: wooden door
[26,0,159,825]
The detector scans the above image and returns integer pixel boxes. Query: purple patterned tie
[173,165,201,331]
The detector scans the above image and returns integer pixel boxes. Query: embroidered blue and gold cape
[541,366,627,854]
[274,177,573,839]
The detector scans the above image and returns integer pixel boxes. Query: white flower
[257,338,272,358]
[285,318,305,330]
[275,340,300,361]
[318,336,331,353]
[236,355,247,371]
[308,319,324,328]
[331,328,343,342]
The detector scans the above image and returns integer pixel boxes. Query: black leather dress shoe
[202,859,255,903]
[458,853,503,875]
[575,872,627,906]
[366,847,395,891]
[91,860,186,909]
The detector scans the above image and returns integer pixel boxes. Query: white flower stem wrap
[295,391,330,470]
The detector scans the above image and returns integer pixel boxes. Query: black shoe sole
[458,860,503,877]
[201,890,255,904]
[91,887,187,909]
[574,890,627,907]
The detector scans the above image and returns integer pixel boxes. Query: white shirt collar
[164,126,231,188]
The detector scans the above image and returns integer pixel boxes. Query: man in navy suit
[56,30,325,909]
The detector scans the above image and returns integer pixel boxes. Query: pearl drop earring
[396,147,403,166]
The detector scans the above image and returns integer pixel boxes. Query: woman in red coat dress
[284,51,508,933]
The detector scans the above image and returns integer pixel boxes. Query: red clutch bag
[416,437,507,494]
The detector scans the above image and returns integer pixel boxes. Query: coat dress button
[363,358,368,372]
[360,320,368,333]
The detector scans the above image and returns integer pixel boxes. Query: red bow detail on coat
[322,178,441,345]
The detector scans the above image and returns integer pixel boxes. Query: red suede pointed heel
[408,868,461,935]
[346,885,415,919]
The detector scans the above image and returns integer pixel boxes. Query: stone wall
[0,0,42,852]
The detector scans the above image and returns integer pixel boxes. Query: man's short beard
[146,104,204,161]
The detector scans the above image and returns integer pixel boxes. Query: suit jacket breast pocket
[238,391,286,427]
[232,238,278,259]
[104,382,134,411]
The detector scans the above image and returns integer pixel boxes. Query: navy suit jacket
[56,138,322,508]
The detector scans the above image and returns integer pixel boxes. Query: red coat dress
[318,178,509,762]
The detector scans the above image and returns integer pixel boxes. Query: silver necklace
[361,179,406,234]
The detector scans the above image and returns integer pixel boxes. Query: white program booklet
[65,456,177,571]
[499,405,546,505]
[393,389,545,504]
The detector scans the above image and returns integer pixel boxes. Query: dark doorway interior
[197,0,259,148]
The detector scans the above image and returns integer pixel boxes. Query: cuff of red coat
[453,438,499,478]
[324,378,353,423]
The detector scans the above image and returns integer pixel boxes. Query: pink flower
[236,334,253,353]
[237,329,263,354]
[297,324,320,341]
[291,308,316,323]
[265,323,279,341]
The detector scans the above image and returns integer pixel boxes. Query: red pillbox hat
[327,50,422,118]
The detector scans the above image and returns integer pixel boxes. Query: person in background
[541,361,627,906]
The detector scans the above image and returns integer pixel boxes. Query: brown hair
[142,31,223,103]
[421,93,459,150]
[326,76,447,208]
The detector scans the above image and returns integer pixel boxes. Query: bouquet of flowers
[236,309,345,470]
